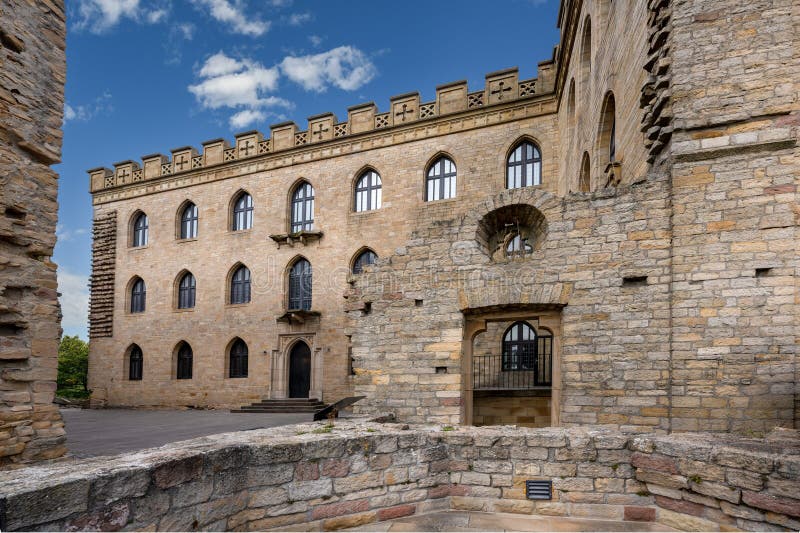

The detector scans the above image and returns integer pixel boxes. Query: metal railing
[473,335,552,390]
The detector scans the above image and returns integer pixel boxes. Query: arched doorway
[289,341,311,398]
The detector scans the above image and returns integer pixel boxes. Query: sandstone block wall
[0,422,797,532]
[0,0,66,465]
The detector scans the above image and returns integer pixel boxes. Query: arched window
[129,344,143,381]
[426,156,456,201]
[501,322,553,386]
[176,342,193,380]
[354,170,382,212]
[580,17,592,96]
[230,265,251,305]
[599,92,617,164]
[288,258,312,310]
[178,272,196,309]
[229,338,248,378]
[567,78,576,121]
[130,277,146,313]
[232,192,253,231]
[579,152,591,192]
[180,202,198,239]
[506,141,542,189]
[352,249,378,274]
[506,234,533,258]
[291,182,315,233]
[132,212,148,247]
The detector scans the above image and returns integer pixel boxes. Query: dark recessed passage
[435,366,448,374]
[526,479,552,500]
[415,299,423,307]
[755,268,771,278]
[363,302,372,315]
[622,275,648,287]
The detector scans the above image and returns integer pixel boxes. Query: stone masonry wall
[89,211,117,339]
[666,0,799,432]
[0,422,797,532]
[0,0,66,465]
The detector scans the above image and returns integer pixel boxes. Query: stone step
[230,407,322,413]
[232,398,327,414]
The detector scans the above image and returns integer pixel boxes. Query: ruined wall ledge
[0,420,797,532]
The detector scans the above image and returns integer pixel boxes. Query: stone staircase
[231,398,327,414]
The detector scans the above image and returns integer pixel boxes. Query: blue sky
[56,0,561,339]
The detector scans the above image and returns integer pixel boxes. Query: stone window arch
[131,211,148,247]
[128,276,146,313]
[506,139,542,189]
[477,204,547,262]
[178,201,198,239]
[351,248,378,274]
[231,191,253,231]
[425,155,457,201]
[125,343,143,381]
[176,271,196,309]
[579,16,592,99]
[288,257,312,310]
[290,181,315,233]
[598,91,617,164]
[579,151,591,192]
[228,337,248,378]
[354,169,382,212]
[174,341,193,380]
[229,264,251,305]
[502,322,553,385]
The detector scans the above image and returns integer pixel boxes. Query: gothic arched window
[178,272,196,309]
[132,212,148,247]
[288,258,312,310]
[354,170,382,212]
[426,156,456,201]
[232,192,253,231]
[130,277,146,313]
[291,182,315,233]
[501,321,552,386]
[506,141,542,189]
[506,234,533,258]
[230,265,251,305]
[352,249,378,274]
[229,338,248,378]
[129,344,143,381]
[176,342,193,380]
[180,202,198,239]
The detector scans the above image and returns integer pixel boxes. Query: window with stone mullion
[230,267,251,304]
[355,171,382,212]
[229,340,248,378]
[129,346,143,381]
[426,157,456,201]
[291,183,315,233]
[288,259,312,310]
[181,203,198,239]
[178,273,195,309]
[177,344,192,379]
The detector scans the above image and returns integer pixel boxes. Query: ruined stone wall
[666,0,799,432]
[0,0,66,465]
[0,422,797,532]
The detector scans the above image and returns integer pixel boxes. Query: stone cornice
[92,95,557,206]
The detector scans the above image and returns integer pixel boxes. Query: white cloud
[229,109,266,129]
[74,0,169,33]
[191,0,270,36]
[63,92,114,124]
[189,51,292,129]
[58,268,89,339]
[280,46,376,92]
[56,224,89,242]
[308,35,323,47]
[288,12,311,26]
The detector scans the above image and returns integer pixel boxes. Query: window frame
[425,156,457,202]
[176,342,193,380]
[132,212,149,247]
[352,249,378,274]
[230,265,251,305]
[354,170,382,212]
[290,182,315,233]
[177,272,196,309]
[231,192,254,231]
[506,140,542,189]
[229,338,248,378]
[128,345,143,381]
[130,277,146,313]
[288,258,312,310]
[180,202,198,239]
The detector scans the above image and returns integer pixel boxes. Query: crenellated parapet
[89,66,553,192]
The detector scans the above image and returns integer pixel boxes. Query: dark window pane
[354,171,382,212]
[180,203,198,239]
[177,343,193,379]
[291,183,315,233]
[133,213,148,246]
[178,272,196,309]
[129,345,143,381]
[229,339,248,378]
[288,259,312,310]
[130,278,146,313]
[230,266,251,304]
[232,193,253,231]
[352,250,378,274]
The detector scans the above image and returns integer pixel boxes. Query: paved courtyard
[60,408,310,458]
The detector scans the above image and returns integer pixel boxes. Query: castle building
[87,0,799,432]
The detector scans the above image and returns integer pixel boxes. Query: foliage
[57,335,89,398]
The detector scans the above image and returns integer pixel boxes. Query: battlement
[88,64,556,192]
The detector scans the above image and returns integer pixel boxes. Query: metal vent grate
[525,479,552,500]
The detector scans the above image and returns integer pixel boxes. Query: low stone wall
[0,421,797,532]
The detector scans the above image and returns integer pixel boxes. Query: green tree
[57,335,89,396]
